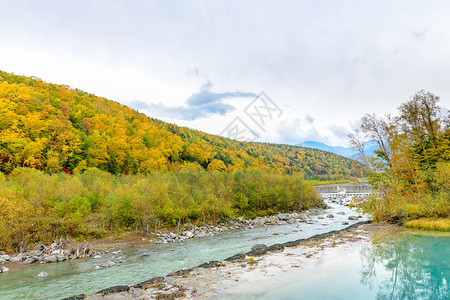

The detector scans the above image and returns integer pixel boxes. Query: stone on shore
[247,244,268,255]
[0,254,11,261]
[277,213,290,221]
[44,255,58,263]
[1,266,9,273]
[23,257,36,264]
[10,254,23,262]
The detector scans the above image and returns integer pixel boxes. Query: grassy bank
[0,168,320,251]
[404,218,450,232]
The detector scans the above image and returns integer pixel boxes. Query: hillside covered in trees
[0,70,370,250]
[0,70,365,179]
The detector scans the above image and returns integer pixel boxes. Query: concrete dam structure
[313,183,373,194]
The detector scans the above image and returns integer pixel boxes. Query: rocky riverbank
[0,208,328,272]
[69,221,394,300]
[1,193,366,274]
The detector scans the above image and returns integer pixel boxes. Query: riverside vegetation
[0,167,320,251]
[0,70,364,252]
[350,90,450,230]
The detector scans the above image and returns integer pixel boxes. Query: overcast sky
[1,0,449,146]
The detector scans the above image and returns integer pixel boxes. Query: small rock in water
[336,211,345,215]
[273,232,279,235]
[94,265,102,270]
[101,261,116,268]
[348,216,359,220]
[1,266,9,273]
[141,252,150,257]
[93,255,102,259]
[342,222,349,225]
[327,214,334,218]
[37,271,48,278]
[317,216,324,219]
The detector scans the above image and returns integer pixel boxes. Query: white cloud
[1,0,450,146]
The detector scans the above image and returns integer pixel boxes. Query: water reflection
[361,232,450,299]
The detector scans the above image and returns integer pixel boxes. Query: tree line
[350,90,449,224]
[0,168,319,251]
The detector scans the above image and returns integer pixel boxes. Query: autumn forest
[0,70,365,250]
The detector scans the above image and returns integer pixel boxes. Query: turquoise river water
[0,196,448,300]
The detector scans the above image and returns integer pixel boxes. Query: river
[1,194,448,300]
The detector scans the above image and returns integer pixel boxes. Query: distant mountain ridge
[296,141,378,158]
